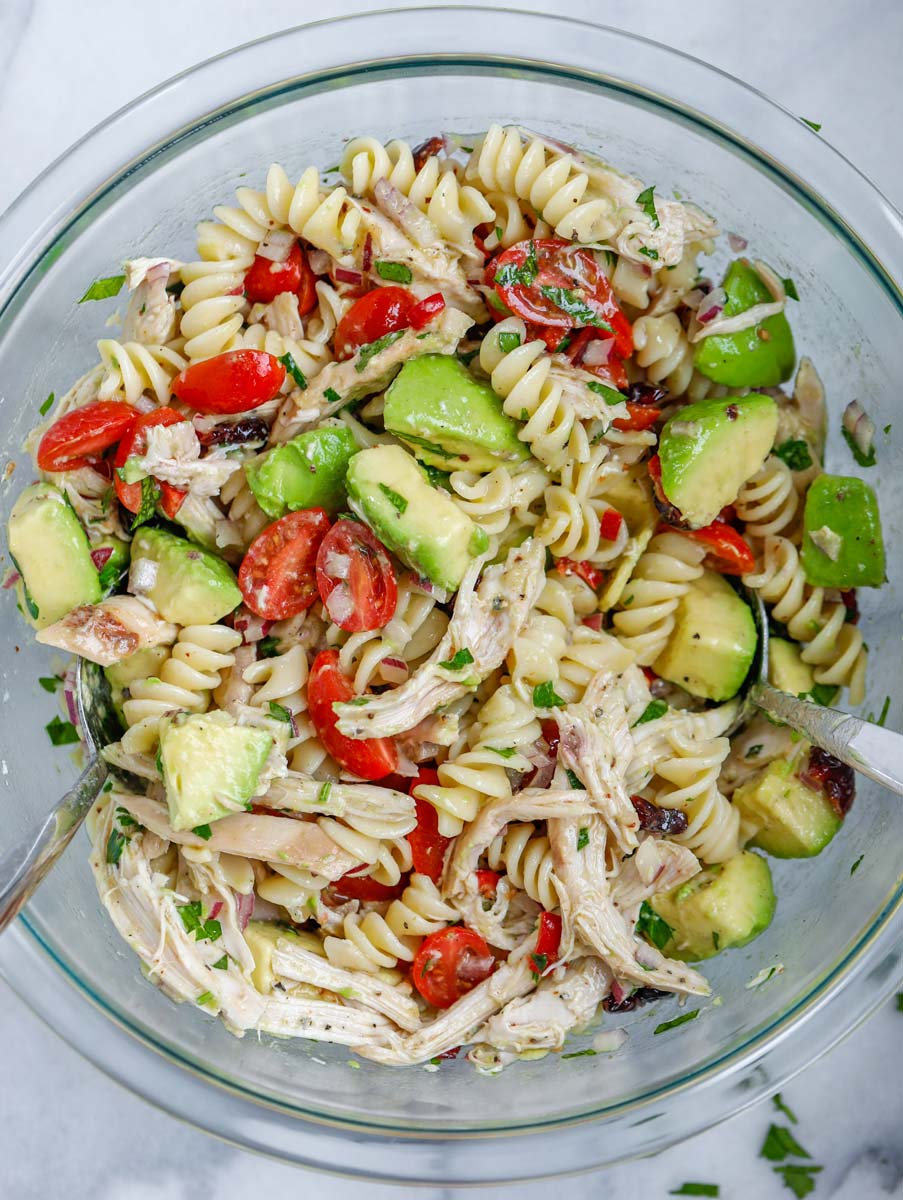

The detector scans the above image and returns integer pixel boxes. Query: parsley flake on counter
[439,647,474,672]
[636,900,673,951]
[532,680,565,709]
[802,118,822,132]
[375,260,413,284]
[653,1008,699,1035]
[633,699,668,726]
[850,855,864,876]
[877,695,891,727]
[561,1048,597,1060]
[895,993,903,1012]
[760,1123,811,1162]
[773,1165,822,1198]
[636,185,660,228]
[79,274,126,303]
[669,1186,719,1197]
[45,715,79,746]
[38,674,62,693]
[773,1093,798,1124]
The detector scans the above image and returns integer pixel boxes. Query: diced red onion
[207,900,223,919]
[324,550,351,579]
[288,712,299,738]
[842,399,875,462]
[235,891,255,930]
[382,656,407,672]
[2,569,20,590]
[696,286,726,324]
[361,234,373,273]
[63,665,79,729]
[524,748,556,790]
[134,395,157,414]
[373,179,435,248]
[307,249,331,276]
[582,337,615,366]
[256,229,295,262]
[582,613,604,631]
[610,979,627,1006]
[333,266,363,285]
[324,585,354,626]
[90,547,113,571]
[682,288,705,311]
[727,231,748,252]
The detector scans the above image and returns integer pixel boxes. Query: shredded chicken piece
[335,538,546,740]
[132,422,241,497]
[261,772,416,839]
[271,941,421,1031]
[553,671,640,856]
[114,794,360,880]
[36,595,176,666]
[609,838,701,926]
[548,815,709,997]
[122,258,181,345]
[476,956,613,1054]
[449,876,540,951]
[250,289,307,340]
[271,306,473,443]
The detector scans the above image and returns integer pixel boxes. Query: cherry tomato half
[171,349,286,414]
[612,402,661,432]
[554,558,605,591]
[408,292,445,330]
[37,401,137,472]
[566,326,632,389]
[676,522,756,576]
[475,869,501,899]
[243,241,318,315]
[412,926,496,1009]
[113,407,188,518]
[407,784,450,884]
[316,518,398,633]
[307,649,398,781]
[238,509,331,620]
[488,239,633,353]
[334,286,415,359]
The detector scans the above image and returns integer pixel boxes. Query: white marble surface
[1,0,902,1196]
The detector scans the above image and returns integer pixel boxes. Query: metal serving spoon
[0,659,117,932]
[741,584,903,796]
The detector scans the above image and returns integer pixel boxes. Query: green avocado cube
[160,712,273,830]
[694,259,796,388]
[801,473,885,588]
[245,423,358,518]
[346,444,487,592]
[130,527,241,625]
[384,354,529,473]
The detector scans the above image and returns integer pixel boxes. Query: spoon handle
[0,755,107,933]
[751,682,903,797]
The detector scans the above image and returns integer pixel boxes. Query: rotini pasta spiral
[178,256,250,361]
[735,455,799,541]
[485,823,559,910]
[651,727,742,863]
[96,340,186,405]
[448,462,547,539]
[219,467,270,550]
[613,532,706,665]
[632,312,696,397]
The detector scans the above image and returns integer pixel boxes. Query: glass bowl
[1,8,902,1185]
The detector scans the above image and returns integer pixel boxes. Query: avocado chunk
[653,569,756,701]
[383,354,529,472]
[159,711,273,830]
[346,444,488,591]
[768,638,815,695]
[650,851,776,961]
[693,259,796,387]
[244,922,324,993]
[733,753,842,857]
[658,393,778,528]
[93,536,131,593]
[130,527,241,625]
[7,482,101,628]
[800,473,885,588]
[245,422,358,518]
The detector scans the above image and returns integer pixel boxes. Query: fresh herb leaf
[422,463,450,488]
[278,352,308,390]
[554,333,572,353]
[877,695,891,727]
[850,854,864,875]
[258,635,279,657]
[115,806,142,830]
[896,993,903,1012]
[773,439,812,470]
[494,241,538,288]
[760,1123,811,1162]
[457,348,479,366]
[196,990,216,1007]
[356,329,405,372]
[532,680,566,709]
[212,954,229,970]
[131,476,161,530]
[375,260,413,284]
[177,901,222,942]
[79,274,126,302]
[669,1186,719,1197]
[318,781,332,805]
[498,330,522,353]
[802,118,822,132]
[379,482,408,514]
[45,715,79,746]
[587,380,624,405]
[268,701,293,723]
[324,387,342,405]
[633,699,668,726]
[654,1008,699,1035]
[38,675,62,693]
[773,1165,822,1198]
[636,900,674,951]
[841,424,876,467]
[39,392,55,417]
[530,952,548,981]
[783,278,800,301]
[636,185,660,228]
[773,1093,798,1124]
[539,286,613,330]
[638,246,660,260]
[565,769,586,791]
[155,745,164,778]
[576,826,590,851]
[348,696,370,706]
[105,829,127,865]
[193,824,213,840]
[561,1048,597,1060]
[438,647,475,672]
[798,683,837,707]
[489,746,517,758]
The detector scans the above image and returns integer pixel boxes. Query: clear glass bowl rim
[1,7,903,1181]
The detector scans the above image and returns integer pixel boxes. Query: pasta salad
[6,126,885,1068]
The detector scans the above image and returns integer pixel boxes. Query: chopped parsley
[638,246,660,260]
[539,286,612,330]
[773,439,812,470]
[636,900,674,951]
[258,635,279,658]
[39,392,55,416]
[318,781,332,805]
[530,952,548,981]
[356,329,405,372]
[554,333,572,353]
[105,829,128,865]
[375,260,413,284]
[561,1048,597,1060]
[841,424,876,467]
[773,1165,822,1198]
[439,647,474,672]
[773,1093,798,1124]
[565,769,586,791]
[498,330,522,353]
[760,1123,811,1162]
[494,241,538,288]
[802,118,822,132]
[654,1008,699,1035]
[196,991,216,1007]
[633,699,668,726]
[212,954,229,970]
[576,826,590,851]
[268,701,293,723]
[586,380,624,405]
[896,993,903,1012]
[379,482,408,514]
[192,824,213,840]
[278,352,308,389]
[636,185,660,228]
[131,476,161,530]
[115,806,142,830]
[798,683,837,707]
[877,695,891,727]
[177,901,222,943]
[323,387,342,405]
[457,348,479,366]
[783,278,800,301]
[532,680,566,709]
[45,715,79,746]
[79,274,126,302]
[669,1186,719,1197]
[489,746,517,759]
[422,463,450,488]
[38,675,62,693]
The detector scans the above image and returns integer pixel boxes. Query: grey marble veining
[1,0,902,1196]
